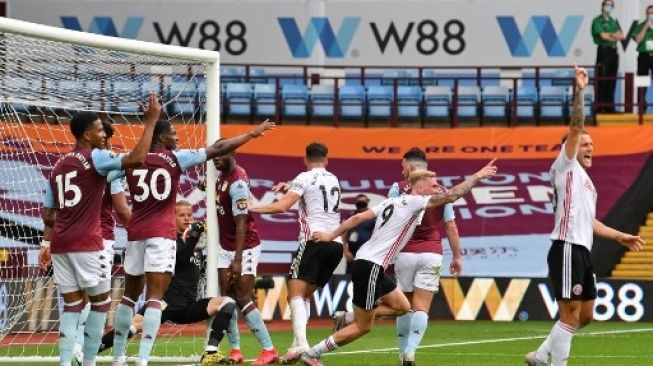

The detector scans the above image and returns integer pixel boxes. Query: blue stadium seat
[221,67,242,84]
[456,86,480,118]
[310,85,335,117]
[3,78,33,112]
[382,70,409,86]
[482,86,509,118]
[85,80,103,111]
[225,83,252,116]
[281,84,308,117]
[339,85,366,118]
[367,85,393,118]
[424,86,451,118]
[249,68,267,84]
[539,86,567,119]
[112,81,141,113]
[397,86,422,118]
[551,69,574,87]
[423,70,438,86]
[168,80,197,117]
[253,84,276,116]
[515,86,537,119]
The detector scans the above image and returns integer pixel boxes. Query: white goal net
[0,18,220,363]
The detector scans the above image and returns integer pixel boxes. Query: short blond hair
[408,170,436,185]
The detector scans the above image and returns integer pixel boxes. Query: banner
[256,275,653,322]
[7,0,652,66]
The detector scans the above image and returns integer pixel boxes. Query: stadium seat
[310,84,335,117]
[551,68,574,87]
[424,86,451,118]
[397,86,422,118]
[339,85,366,118]
[112,81,141,113]
[168,80,197,117]
[382,70,409,86]
[253,84,277,116]
[221,67,242,84]
[515,86,537,119]
[422,70,438,86]
[482,86,509,118]
[281,84,308,117]
[367,85,393,118]
[225,83,253,116]
[3,78,33,113]
[248,68,267,84]
[85,80,103,110]
[539,86,567,119]
[456,86,480,118]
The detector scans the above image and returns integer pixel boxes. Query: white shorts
[394,252,443,293]
[217,245,261,276]
[125,237,176,276]
[103,239,115,266]
[52,250,111,295]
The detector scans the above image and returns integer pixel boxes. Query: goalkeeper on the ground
[80,200,237,365]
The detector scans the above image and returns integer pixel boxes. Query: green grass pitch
[3,321,652,365]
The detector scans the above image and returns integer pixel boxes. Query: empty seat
[310,85,335,117]
[221,67,242,84]
[168,80,197,117]
[515,86,537,119]
[382,70,409,86]
[422,70,438,86]
[539,86,567,119]
[112,81,141,113]
[424,86,451,118]
[397,86,422,118]
[253,84,276,116]
[339,85,366,118]
[367,85,393,118]
[551,69,574,87]
[281,84,308,117]
[248,68,267,84]
[456,86,480,118]
[482,86,509,118]
[225,83,252,116]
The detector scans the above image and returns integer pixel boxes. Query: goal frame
[0,16,221,363]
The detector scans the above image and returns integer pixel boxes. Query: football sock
[207,298,237,349]
[242,301,274,350]
[551,321,575,366]
[112,297,135,360]
[290,296,309,349]
[138,300,163,363]
[82,298,111,365]
[396,311,413,357]
[226,307,240,349]
[306,335,338,358]
[405,311,428,355]
[59,299,84,366]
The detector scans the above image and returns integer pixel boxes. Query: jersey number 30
[132,168,172,202]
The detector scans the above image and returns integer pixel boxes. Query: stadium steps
[596,113,653,126]
[611,216,653,279]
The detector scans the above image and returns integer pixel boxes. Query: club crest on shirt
[236,199,248,211]
[572,284,583,296]
[583,178,595,192]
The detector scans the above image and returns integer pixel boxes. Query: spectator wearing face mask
[342,194,375,272]
[592,0,623,113]
[634,5,653,113]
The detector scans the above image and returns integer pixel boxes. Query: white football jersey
[289,167,342,242]
[356,194,429,268]
[549,144,597,250]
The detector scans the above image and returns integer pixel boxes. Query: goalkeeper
[87,201,236,365]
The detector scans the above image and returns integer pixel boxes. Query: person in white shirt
[525,65,645,366]
[251,143,342,364]
[300,161,498,366]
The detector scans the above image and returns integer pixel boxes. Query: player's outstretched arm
[112,191,131,225]
[593,219,645,251]
[312,210,376,242]
[427,158,497,208]
[250,191,300,214]
[564,65,588,160]
[121,93,161,168]
[205,119,276,160]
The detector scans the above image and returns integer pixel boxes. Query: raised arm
[564,65,588,160]
[427,158,497,208]
[250,191,301,214]
[205,119,275,160]
[121,93,161,168]
[312,210,377,243]
[593,219,645,251]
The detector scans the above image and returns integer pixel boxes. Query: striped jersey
[355,194,429,269]
[549,144,597,250]
[289,167,341,243]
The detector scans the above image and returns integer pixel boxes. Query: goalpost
[0,17,220,363]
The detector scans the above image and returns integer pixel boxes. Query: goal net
[0,18,220,363]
